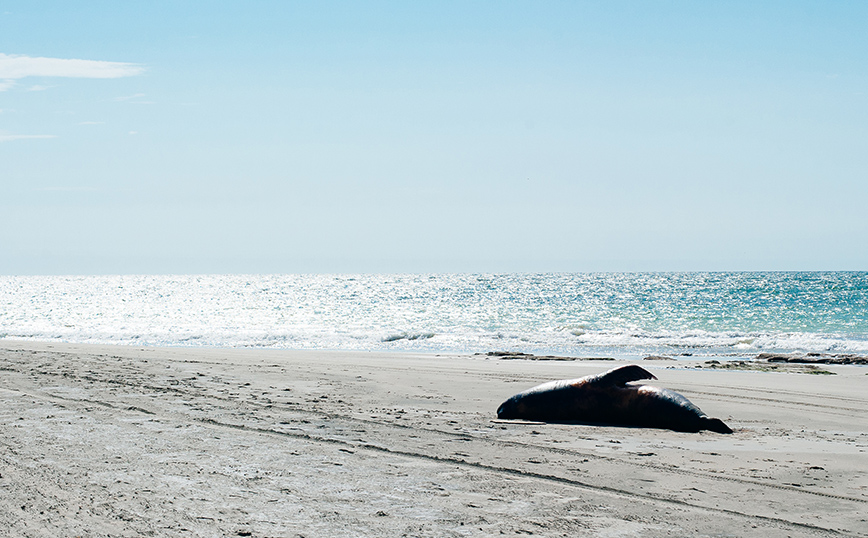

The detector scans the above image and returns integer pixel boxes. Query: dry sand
[1,340,866,537]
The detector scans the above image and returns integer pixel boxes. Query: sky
[1,1,866,274]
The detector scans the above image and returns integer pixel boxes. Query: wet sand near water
[1,341,867,537]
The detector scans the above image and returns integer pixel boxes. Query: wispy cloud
[114,92,154,104]
[0,53,145,91]
[79,121,105,125]
[34,186,99,192]
[0,53,144,79]
[0,133,57,142]
[114,93,146,101]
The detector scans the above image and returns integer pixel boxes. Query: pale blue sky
[1,1,866,274]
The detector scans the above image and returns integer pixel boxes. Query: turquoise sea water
[1,272,866,359]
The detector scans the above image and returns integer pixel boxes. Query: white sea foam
[1,273,866,358]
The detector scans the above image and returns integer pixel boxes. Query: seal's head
[496,397,520,419]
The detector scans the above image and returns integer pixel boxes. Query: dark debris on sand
[701,360,836,375]
[478,351,615,361]
[756,353,868,365]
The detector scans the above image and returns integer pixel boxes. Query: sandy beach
[1,341,866,537]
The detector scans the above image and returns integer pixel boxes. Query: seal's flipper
[703,417,733,434]
[593,365,657,387]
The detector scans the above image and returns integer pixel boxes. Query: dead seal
[496,364,732,433]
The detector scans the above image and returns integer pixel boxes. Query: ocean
[1,272,866,360]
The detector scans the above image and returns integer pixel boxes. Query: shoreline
[5,335,867,364]
[2,340,867,536]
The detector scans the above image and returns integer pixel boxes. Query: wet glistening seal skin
[497,365,732,434]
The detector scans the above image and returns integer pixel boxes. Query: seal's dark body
[496,365,732,434]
